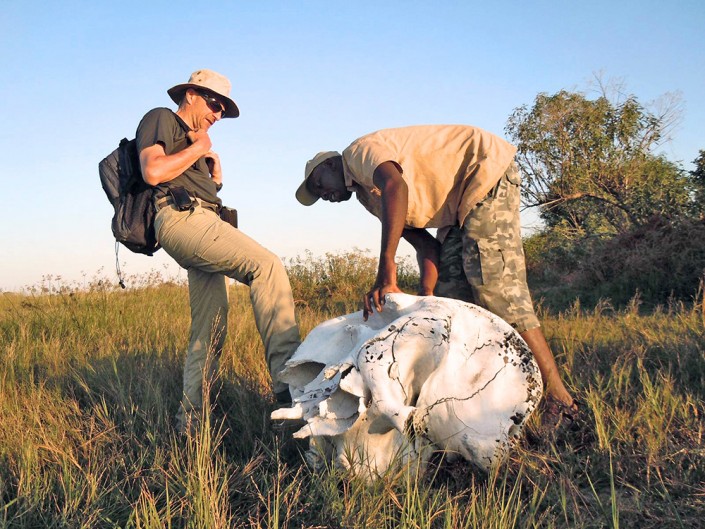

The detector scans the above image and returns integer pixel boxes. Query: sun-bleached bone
[272,293,542,478]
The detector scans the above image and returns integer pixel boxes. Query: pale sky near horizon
[1,1,703,292]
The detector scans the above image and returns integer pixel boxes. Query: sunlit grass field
[1,252,703,528]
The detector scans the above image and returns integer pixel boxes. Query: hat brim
[295,179,319,206]
[167,83,240,118]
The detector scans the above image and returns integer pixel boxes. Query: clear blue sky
[1,0,703,292]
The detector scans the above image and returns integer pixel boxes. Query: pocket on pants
[464,238,505,287]
[505,162,522,186]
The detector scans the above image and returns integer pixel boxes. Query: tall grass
[0,251,703,528]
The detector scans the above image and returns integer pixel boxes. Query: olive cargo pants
[154,201,301,433]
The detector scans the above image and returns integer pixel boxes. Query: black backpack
[99,137,160,257]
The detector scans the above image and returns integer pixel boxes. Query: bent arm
[402,227,440,295]
[374,161,408,287]
[363,161,408,318]
[139,130,212,186]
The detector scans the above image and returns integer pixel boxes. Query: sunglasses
[197,91,226,115]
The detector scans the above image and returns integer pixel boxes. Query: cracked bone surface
[272,293,542,478]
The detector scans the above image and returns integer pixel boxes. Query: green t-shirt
[135,107,221,206]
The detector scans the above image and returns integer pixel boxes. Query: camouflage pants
[433,162,539,333]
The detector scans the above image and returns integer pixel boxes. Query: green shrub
[526,217,705,311]
[286,249,419,314]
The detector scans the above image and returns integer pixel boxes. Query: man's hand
[363,281,404,321]
[363,255,403,320]
[186,128,212,155]
[205,150,222,186]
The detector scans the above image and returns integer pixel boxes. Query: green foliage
[691,150,705,217]
[579,217,705,306]
[287,249,419,314]
[624,155,692,222]
[526,217,705,311]
[509,85,702,313]
[506,89,691,234]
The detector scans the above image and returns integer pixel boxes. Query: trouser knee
[471,281,539,333]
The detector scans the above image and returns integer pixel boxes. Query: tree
[691,150,705,217]
[505,87,690,236]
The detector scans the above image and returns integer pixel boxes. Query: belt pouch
[169,186,195,211]
[220,206,238,229]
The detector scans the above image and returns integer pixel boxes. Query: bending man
[295,125,577,430]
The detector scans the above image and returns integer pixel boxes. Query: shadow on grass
[60,349,296,461]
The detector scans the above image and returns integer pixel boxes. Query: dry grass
[0,253,703,528]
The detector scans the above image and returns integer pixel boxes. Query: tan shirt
[342,125,517,229]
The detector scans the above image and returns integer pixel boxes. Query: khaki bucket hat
[167,69,240,118]
[296,151,341,206]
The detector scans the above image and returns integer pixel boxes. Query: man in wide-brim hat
[166,68,240,119]
[136,69,301,435]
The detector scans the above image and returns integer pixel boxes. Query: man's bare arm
[364,161,408,319]
[139,129,213,186]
